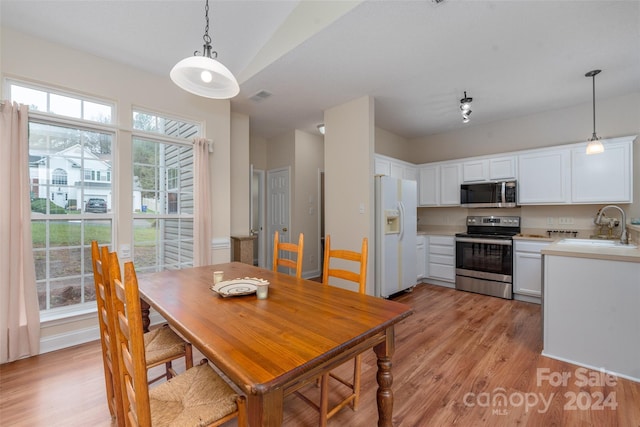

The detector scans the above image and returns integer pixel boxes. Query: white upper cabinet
[462,159,489,182]
[463,156,516,182]
[374,154,417,181]
[418,162,461,206]
[419,165,439,206]
[490,156,517,180]
[570,137,633,203]
[518,148,571,204]
[440,163,462,205]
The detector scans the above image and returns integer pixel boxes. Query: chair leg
[165,361,174,379]
[236,395,247,427]
[352,354,362,410]
[319,373,329,427]
[184,342,193,369]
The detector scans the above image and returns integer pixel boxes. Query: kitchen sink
[557,238,637,249]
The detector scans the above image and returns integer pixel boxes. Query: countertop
[541,239,640,263]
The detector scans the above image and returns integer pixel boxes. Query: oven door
[455,237,513,283]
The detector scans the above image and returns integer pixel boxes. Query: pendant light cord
[591,73,597,140]
[198,0,217,59]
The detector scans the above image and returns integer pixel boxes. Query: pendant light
[170,0,239,99]
[585,69,604,155]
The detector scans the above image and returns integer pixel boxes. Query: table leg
[246,389,284,427]
[140,298,150,333]
[374,327,395,427]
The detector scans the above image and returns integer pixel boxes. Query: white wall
[324,96,375,294]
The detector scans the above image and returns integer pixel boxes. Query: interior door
[266,167,290,268]
[250,166,265,267]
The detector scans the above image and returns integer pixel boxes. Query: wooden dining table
[137,262,413,427]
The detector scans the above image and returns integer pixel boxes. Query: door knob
[282,227,288,232]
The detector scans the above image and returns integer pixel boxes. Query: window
[132,110,200,273]
[10,80,115,315]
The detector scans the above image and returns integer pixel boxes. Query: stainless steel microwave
[460,181,517,208]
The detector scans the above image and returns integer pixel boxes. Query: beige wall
[375,126,410,159]
[230,112,250,237]
[408,92,640,163]
[1,27,243,349]
[294,130,324,275]
[324,96,375,294]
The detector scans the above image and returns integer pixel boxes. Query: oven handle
[455,237,512,246]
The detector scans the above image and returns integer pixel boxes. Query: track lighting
[460,91,472,123]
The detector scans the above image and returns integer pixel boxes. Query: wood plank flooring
[1,283,639,426]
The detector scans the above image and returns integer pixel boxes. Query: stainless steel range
[455,215,521,299]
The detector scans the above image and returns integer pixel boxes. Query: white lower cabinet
[513,240,551,303]
[425,235,455,285]
[416,235,426,280]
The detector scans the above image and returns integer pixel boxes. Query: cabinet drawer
[429,244,454,256]
[429,235,454,246]
[428,263,455,281]
[514,240,551,253]
[430,254,454,265]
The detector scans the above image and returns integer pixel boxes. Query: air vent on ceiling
[249,90,272,102]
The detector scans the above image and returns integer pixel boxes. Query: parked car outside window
[85,198,107,213]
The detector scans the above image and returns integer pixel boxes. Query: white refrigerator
[375,176,417,298]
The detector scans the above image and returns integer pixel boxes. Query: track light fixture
[460,91,472,123]
[585,69,604,155]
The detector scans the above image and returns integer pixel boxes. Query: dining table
[136,262,413,427]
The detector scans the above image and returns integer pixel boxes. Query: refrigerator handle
[398,201,405,240]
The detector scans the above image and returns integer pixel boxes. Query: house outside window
[10,80,115,315]
[132,110,200,273]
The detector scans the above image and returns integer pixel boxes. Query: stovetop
[458,215,521,238]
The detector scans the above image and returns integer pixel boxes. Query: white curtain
[193,138,212,266]
[0,102,40,363]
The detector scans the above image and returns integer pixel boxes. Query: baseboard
[39,309,167,354]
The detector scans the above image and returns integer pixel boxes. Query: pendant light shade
[171,56,239,99]
[170,0,239,99]
[585,69,604,155]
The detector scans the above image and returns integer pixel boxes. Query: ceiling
[2,0,639,140]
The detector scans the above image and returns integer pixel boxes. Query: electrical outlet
[547,217,554,226]
[559,217,575,225]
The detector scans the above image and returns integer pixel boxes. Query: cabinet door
[416,236,426,280]
[514,251,542,297]
[571,140,632,203]
[490,156,516,180]
[440,163,461,205]
[419,166,439,206]
[462,160,489,182]
[390,162,404,179]
[375,158,391,176]
[518,149,570,204]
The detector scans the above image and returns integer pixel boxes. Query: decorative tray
[211,277,269,297]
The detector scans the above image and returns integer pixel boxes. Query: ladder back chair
[101,246,194,385]
[111,261,246,427]
[295,235,368,426]
[91,241,124,425]
[272,231,304,278]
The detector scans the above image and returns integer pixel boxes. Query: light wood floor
[1,284,639,426]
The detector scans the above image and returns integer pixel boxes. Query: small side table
[231,235,257,265]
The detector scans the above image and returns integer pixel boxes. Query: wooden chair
[272,231,304,278]
[111,261,246,427]
[317,235,368,426]
[98,245,194,385]
[91,241,124,424]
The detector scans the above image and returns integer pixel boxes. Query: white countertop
[542,239,640,263]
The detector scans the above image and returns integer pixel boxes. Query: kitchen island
[542,240,640,382]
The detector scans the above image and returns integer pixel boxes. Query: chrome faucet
[595,205,629,244]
